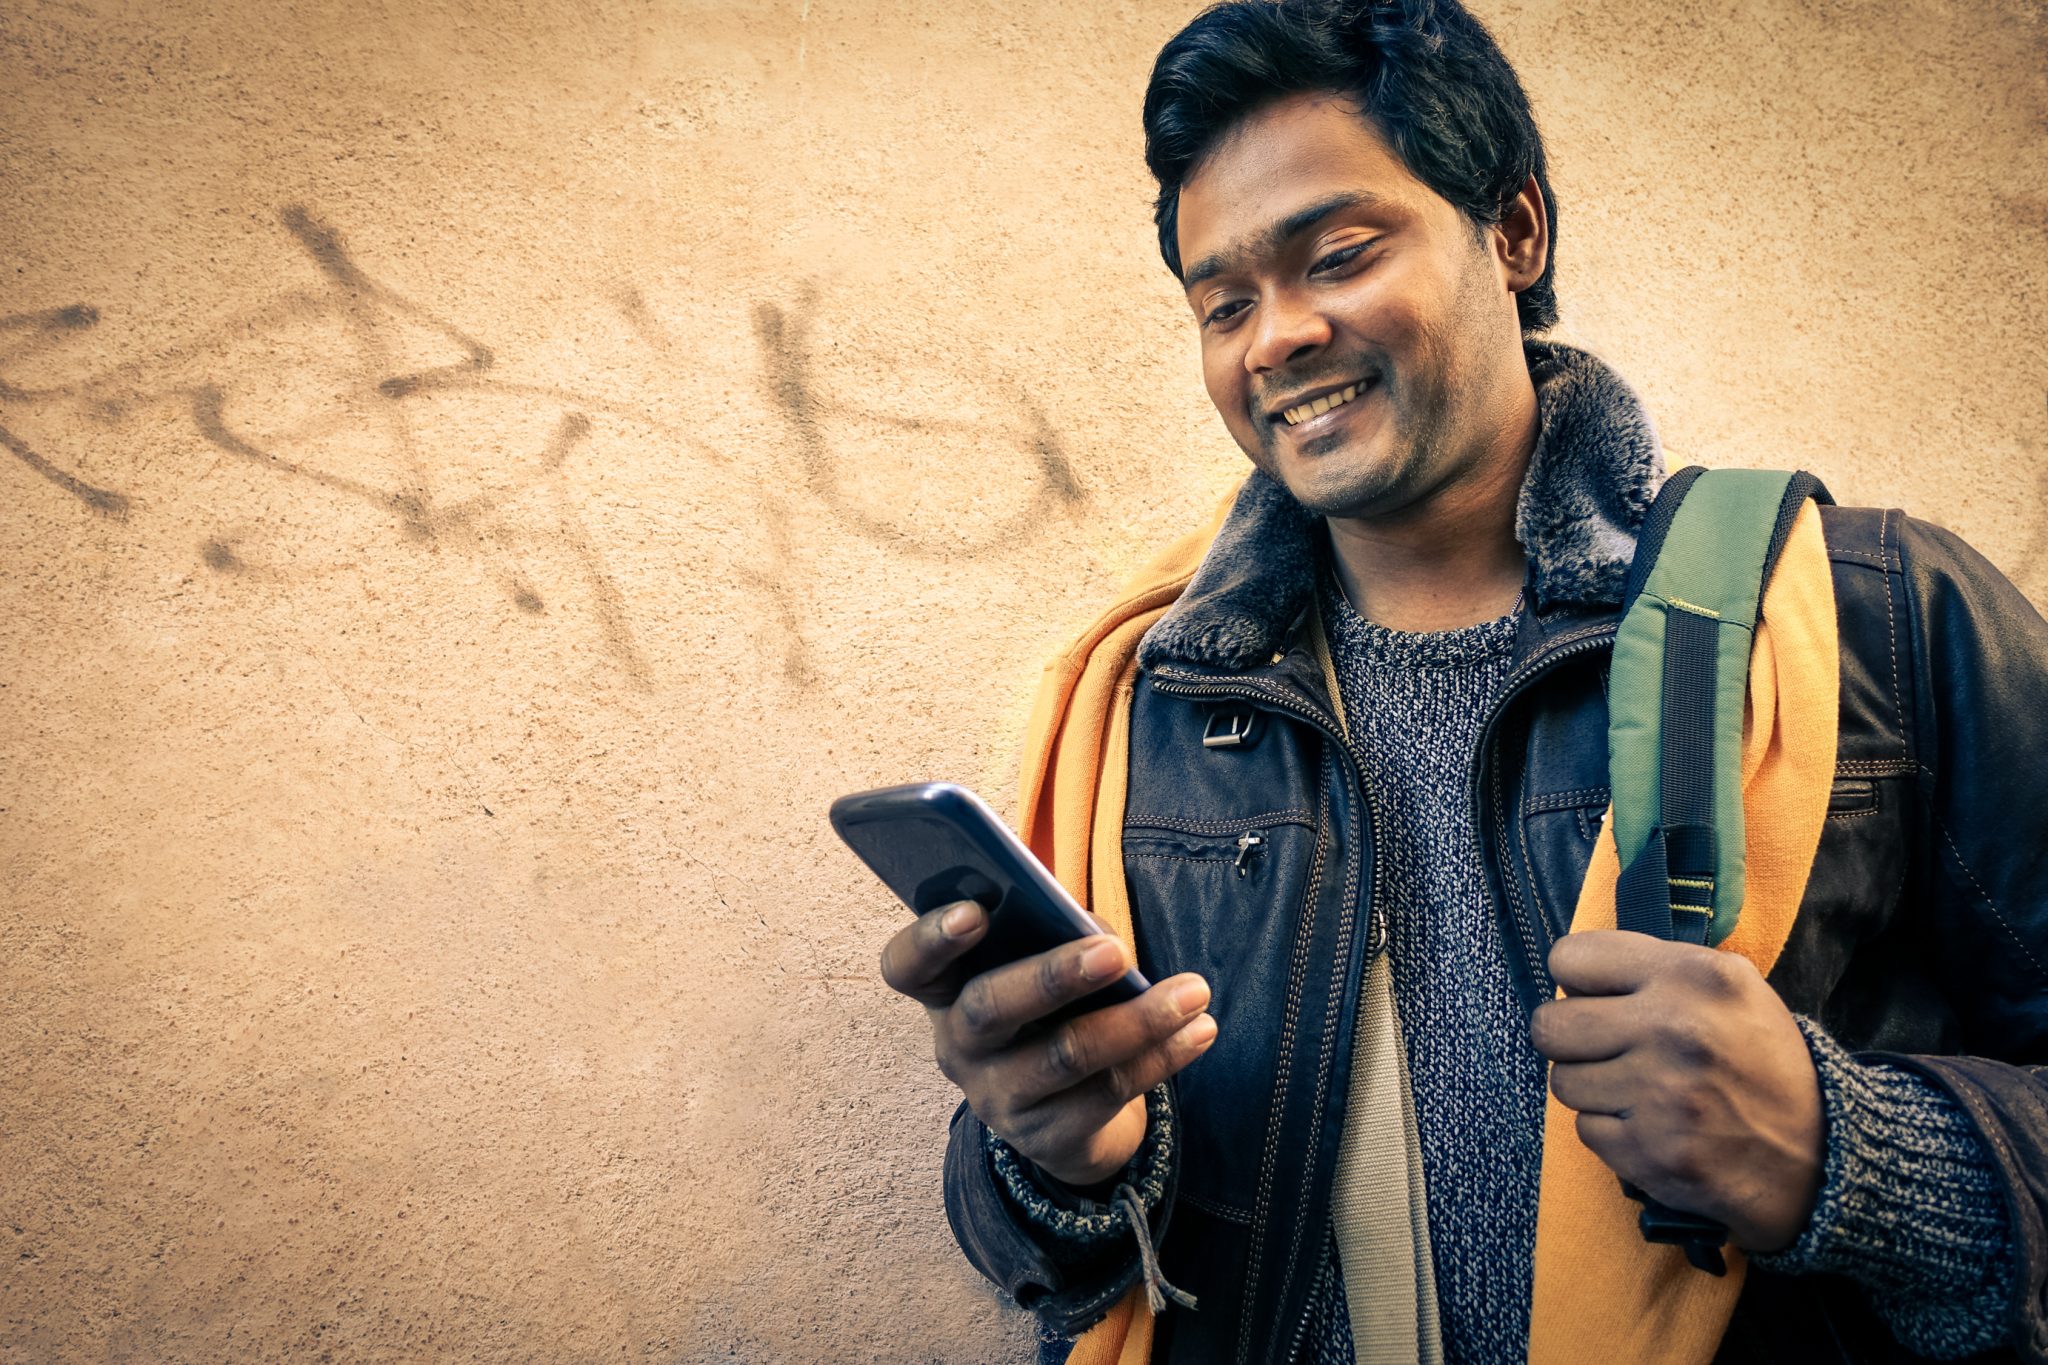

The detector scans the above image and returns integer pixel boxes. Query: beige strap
[1330,950,1443,1364]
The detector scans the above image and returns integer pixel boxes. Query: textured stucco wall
[2,0,2042,1360]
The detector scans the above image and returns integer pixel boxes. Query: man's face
[1176,91,1534,521]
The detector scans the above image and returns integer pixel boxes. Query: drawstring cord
[1114,1181,1198,1314]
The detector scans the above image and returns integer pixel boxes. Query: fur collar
[1138,339,1665,672]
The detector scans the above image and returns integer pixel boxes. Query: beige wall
[2,0,2042,1360]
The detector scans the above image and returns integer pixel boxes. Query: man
[878,1,2048,1360]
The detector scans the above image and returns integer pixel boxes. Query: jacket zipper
[1467,626,1617,1002]
[1120,813,1315,879]
[1149,670,1382,1365]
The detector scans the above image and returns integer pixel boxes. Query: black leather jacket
[942,354,2048,1365]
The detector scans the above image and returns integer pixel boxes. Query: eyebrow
[1182,191,1386,289]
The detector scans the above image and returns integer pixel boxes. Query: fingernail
[1081,939,1124,981]
[942,903,981,937]
[1180,1014,1218,1047]
[1171,979,1211,1015]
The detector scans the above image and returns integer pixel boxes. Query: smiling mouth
[1274,378,1374,427]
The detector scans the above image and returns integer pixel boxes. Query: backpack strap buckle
[1622,1180,1729,1276]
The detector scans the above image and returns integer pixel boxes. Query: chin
[1261,444,1418,521]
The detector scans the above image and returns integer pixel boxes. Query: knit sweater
[1317,579,1541,1362]
[996,570,2017,1365]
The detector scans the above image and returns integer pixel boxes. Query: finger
[1547,929,1689,997]
[1050,1013,1220,1138]
[1574,1110,1634,1171]
[1547,1057,1639,1116]
[946,934,1135,1052]
[990,973,1214,1109]
[1529,994,1641,1063]
[878,900,989,1008]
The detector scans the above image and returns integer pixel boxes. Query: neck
[1324,390,1538,634]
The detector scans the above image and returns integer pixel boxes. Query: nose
[1244,284,1331,377]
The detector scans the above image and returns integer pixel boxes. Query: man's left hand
[1531,929,1825,1253]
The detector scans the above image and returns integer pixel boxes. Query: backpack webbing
[1610,467,1834,947]
[1604,464,1833,1272]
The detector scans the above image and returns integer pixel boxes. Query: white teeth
[1282,380,1368,426]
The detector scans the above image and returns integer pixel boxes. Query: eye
[1202,298,1251,329]
[1309,241,1372,277]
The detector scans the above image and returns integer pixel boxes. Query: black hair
[1143,0,1558,333]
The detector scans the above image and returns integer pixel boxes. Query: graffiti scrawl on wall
[747,288,1084,684]
[1,206,1086,692]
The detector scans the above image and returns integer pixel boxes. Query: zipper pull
[1234,831,1264,878]
[1366,906,1389,958]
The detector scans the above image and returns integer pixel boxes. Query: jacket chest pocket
[1770,774,1917,1022]
[1121,812,1318,1218]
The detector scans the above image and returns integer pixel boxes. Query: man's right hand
[879,899,1218,1191]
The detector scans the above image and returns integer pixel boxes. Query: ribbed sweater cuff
[986,1084,1175,1252]
[1753,1016,2017,1358]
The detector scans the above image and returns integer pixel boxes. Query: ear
[1493,173,1549,294]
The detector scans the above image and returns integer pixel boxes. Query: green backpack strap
[1609,465,1835,948]
[1604,464,1833,1274]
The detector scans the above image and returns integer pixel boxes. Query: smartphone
[830,781,1152,1023]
